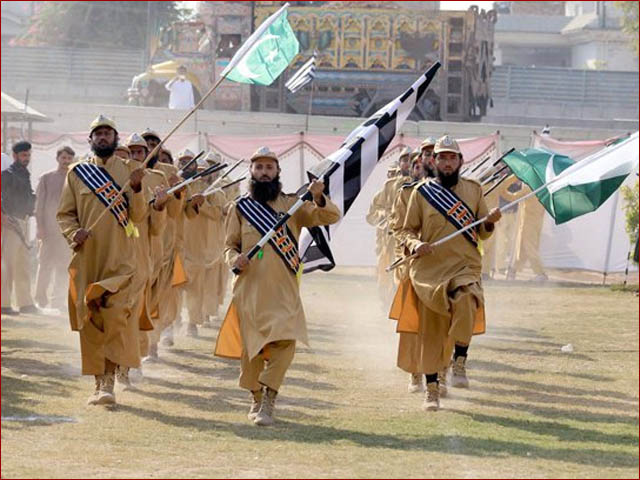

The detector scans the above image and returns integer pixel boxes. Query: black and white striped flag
[299,61,441,272]
[285,53,317,93]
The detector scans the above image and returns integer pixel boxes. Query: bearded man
[215,147,340,426]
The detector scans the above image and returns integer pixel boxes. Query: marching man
[215,147,340,426]
[398,135,502,411]
[57,115,149,405]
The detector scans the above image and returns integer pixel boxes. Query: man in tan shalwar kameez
[115,133,170,385]
[140,131,189,359]
[389,137,436,395]
[201,152,228,326]
[215,147,340,426]
[397,135,502,411]
[366,163,398,301]
[34,145,75,309]
[504,183,548,282]
[179,150,224,337]
[56,115,150,406]
[367,148,413,303]
[481,175,516,279]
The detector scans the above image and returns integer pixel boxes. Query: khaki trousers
[239,340,296,392]
[1,227,34,309]
[400,287,477,375]
[78,285,140,375]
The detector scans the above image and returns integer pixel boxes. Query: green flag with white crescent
[223,4,299,86]
[503,132,639,224]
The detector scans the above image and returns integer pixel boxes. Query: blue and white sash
[236,196,300,275]
[73,162,136,237]
[417,181,478,247]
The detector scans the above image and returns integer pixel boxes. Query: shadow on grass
[1,375,73,421]
[114,401,638,469]
[471,359,612,382]
[463,395,638,426]
[449,409,639,447]
[471,374,638,403]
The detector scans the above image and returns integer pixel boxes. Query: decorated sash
[236,196,300,275]
[417,180,478,247]
[73,162,137,237]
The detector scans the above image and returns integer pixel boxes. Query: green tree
[13,1,190,49]
[615,1,639,56]
[620,179,639,264]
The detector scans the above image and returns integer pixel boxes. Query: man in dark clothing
[1,141,38,315]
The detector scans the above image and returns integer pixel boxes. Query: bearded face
[434,151,462,189]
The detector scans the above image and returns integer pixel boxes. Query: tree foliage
[620,179,639,263]
[615,1,639,56]
[13,1,190,49]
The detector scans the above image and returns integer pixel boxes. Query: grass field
[1,270,638,478]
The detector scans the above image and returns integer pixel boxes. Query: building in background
[494,1,637,71]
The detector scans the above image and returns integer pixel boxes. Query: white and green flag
[222,3,299,86]
[503,132,639,224]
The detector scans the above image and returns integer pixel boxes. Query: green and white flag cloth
[503,131,639,224]
[222,3,299,86]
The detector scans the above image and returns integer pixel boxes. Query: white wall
[572,39,638,71]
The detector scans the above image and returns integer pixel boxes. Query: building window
[217,34,241,59]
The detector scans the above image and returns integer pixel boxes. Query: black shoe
[1,307,19,316]
[19,305,42,315]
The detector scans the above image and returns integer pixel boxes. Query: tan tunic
[388,179,424,373]
[203,189,228,318]
[56,154,147,374]
[148,163,186,342]
[128,161,168,328]
[368,175,410,300]
[398,178,493,373]
[503,184,547,275]
[217,192,340,361]
[183,179,224,325]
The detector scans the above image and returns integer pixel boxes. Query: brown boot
[422,382,440,411]
[438,368,448,397]
[408,373,424,393]
[96,372,116,405]
[248,388,263,421]
[254,387,277,426]
[87,376,102,405]
[451,356,469,388]
[116,365,132,389]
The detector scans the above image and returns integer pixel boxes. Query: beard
[91,138,118,159]
[424,163,436,178]
[147,155,158,168]
[250,175,282,204]
[182,168,197,179]
[437,168,460,189]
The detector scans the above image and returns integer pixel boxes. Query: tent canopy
[1,91,52,123]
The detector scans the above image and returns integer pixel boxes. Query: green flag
[223,5,299,86]
[503,133,639,224]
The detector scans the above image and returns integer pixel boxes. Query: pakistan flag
[223,4,299,86]
[503,132,639,224]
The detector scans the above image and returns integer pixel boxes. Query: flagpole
[387,162,583,273]
[305,81,314,132]
[231,161,339,275]
[387,137,637,272]
[72,4,291,248]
